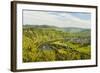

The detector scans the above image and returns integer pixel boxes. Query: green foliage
[23,25,91,62]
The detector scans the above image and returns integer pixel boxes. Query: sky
[23,10,91,28]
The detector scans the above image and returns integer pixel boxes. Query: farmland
[22,25,91,62]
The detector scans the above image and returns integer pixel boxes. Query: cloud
[23,10,91,28]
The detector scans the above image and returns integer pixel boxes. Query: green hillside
[23,25,91,62]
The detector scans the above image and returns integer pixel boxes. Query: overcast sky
[23,10,91,28]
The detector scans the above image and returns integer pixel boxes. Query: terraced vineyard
[23,25,91,62]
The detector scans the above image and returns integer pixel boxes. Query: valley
[22,25,91,62]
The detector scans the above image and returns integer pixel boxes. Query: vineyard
[22,25,91,62]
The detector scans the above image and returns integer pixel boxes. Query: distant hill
[57,27,90,33]
[23,25,90,33]
[23,24,57,28]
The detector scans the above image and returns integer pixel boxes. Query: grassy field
[22,25,91,62]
